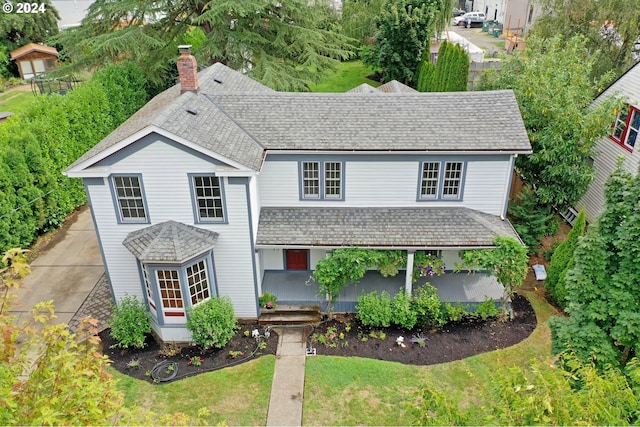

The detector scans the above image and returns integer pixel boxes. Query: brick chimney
[177,45,198,93]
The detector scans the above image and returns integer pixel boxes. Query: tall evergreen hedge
[0,62,149,253]
[417,40,469,92]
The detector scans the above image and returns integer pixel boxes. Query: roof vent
[213,78,223,84]
[186,108,198,115]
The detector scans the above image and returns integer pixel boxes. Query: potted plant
[258,292,278,309]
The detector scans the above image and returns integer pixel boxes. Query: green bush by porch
[186,297,238,350]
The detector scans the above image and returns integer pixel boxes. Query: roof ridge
[203,93,267,149]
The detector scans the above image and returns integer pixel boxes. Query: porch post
[405,251,415,295]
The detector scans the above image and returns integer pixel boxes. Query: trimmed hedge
[0,62,149,253]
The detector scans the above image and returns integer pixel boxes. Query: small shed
[10,43,59,80]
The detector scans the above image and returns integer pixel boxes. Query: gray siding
[86,136,258,327]
[577,63,640,223]
[258,156,512,216]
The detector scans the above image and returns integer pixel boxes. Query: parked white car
[453,11,486,26]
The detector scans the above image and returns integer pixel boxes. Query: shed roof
[10,43,58,60]
[255,207,521,248]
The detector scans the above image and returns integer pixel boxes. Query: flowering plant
[188,356,203,366]
[412,252,446,282]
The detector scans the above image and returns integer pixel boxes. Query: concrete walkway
[266,326,310,426]
[8,205,111,331]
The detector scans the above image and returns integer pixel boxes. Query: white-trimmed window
[187,260,210,305]
[112,175,147,222]
[192,175,225,222]
[611,105,640,151]
[324,162,342,198]
[302,161,320,198]
[300,161,344,200]
[420,162,440,198]
[442,162,463,199]
[142,266,156,312]
[157,270,183,310]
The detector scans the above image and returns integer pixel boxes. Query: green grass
[0,91,38,113]
[117,293,557,425]
[303,291,558,425]
[310,61,381,93]
[114,355,275,425]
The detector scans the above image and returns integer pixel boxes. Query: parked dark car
[452,7,466,17]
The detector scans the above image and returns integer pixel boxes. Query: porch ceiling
[255,207,521,249]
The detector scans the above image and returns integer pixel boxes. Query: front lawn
[116,291,556,425]
[310,61,381,92]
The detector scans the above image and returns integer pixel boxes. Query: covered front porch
[261,270,504,312]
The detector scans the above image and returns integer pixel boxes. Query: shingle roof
[255,207,521,248]
[10,43,58,60]
[66,63,273,172]
[66,62,531,174]
[209,91,530,152]
[123,220,219,263]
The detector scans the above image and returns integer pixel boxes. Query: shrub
[109,295,152,349]
[443,301,469,322]
[391,289,418,329]
[474,298,500,319]
[356,290,392,327]
[258,292,278,308]
[412,284,446,327]
[546,209,587,308]
[186,297,238,350]
[508,186,558,252]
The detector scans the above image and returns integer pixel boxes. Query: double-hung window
[610,105,640,151]
[301,161,344,200]
[112,175,148,223]
[190,175,226,223]
[418,161,465,200]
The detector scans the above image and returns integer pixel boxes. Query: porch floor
[262,270,504,312]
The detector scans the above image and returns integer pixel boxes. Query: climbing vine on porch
[312,248,446,306]
[455,236,529,302]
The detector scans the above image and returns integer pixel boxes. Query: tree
[0,0,59,44]
[533,0,640,80]
[55,0,355,91]
[545,209,586,308]
[417,40,469,91]
[364,0,442,84]
[484,34,621,210]
[413,355,640,425]
[340,0,385,48]
[549,159,640,368]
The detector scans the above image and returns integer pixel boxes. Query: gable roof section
[593,61,640,108]
[255,207,521,248]
[123,220,219,263]
[10,43,58,60]
[66,62,531,176]
[65,63,273,174]
[209,90,530,152]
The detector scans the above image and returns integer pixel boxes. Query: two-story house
[64,46,531,341]
[574,62,640,223]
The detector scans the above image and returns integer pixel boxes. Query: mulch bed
[102,294,536,384]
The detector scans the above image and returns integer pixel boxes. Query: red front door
[285,250,309,270]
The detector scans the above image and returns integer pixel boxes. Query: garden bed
[102,294,536,382]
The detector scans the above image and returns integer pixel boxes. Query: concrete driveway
[9,205,107,328]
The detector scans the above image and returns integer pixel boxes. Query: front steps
[258,304,322,326]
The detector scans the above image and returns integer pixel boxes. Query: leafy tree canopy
[55,0,356,91]
[533,0,640,79]
[484,34,621,209]
[0,0,59,44]
[364,0,452,85]
[550,158,640,369]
